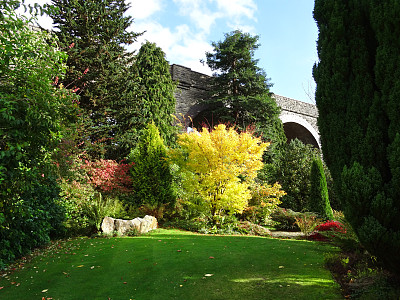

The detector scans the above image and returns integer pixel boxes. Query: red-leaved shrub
[81,159,134,194]
[309,221,346,241]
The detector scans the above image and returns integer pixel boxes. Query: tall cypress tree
[313,0,400,273]
[202,30,285,145]
[308,156,333,220]
[133,41,177,146]
[50,0,142,159]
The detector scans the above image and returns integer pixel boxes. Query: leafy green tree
[133,41,177,146]
[202,30,285,146]
[0,4,78,267]
[314,0,400,273]
[260,139,317,211]
[129,123,175,209]
[50,0,142,159]
[308,157,333,220]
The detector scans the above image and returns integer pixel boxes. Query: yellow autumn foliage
[171,124,269,217]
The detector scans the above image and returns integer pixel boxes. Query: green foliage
[84,192,127,231]
[202,30,286,146]
[262,139,318,211]
[308,156,334,220]
[58,158,131,235]
[50,0,143,159]
[270,208,303,231]
[0,5,78,267]
[130,123,176,208]
[58,178,95,234]
[133,41,177,146]
[314,0,400,274]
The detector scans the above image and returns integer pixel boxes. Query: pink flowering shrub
[309,221,346,241]
[81,159,134,194]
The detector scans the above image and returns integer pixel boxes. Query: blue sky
[28,0,318,103]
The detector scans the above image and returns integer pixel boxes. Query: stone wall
[273,94,319,132]
[170,64,320,146]
[170,64,211,120]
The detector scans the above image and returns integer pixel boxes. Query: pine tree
[133,41,177,146]
[202,30,286,145]
[313,0,400,273]
[50,0,142,159]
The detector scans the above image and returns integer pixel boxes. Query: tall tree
[313,0,400,273]
[202,30,285,146]
[133,41,177,146]
[50,0,142,159]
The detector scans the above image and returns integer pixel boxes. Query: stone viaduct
[170,64,320,149]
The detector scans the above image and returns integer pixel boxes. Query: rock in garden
[101,215,157,235]
[101,216,115,234]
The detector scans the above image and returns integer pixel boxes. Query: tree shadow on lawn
[0,229,342,300]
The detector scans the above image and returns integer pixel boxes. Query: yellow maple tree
[171,124,269,219]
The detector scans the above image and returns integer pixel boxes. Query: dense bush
[241,182,286,225]
[0,5,79,268]
[295,214,322,236]
[57,156,133,234]
[270,208,303,231]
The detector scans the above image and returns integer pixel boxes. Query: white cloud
[173,0,219,33]
[128,0,163,20]
[215,0,257,20]
[129,0,258,74]
[128,19,213,75]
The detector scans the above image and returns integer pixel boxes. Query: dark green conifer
[133,41,177,146]
[202,30,286,145]
[308,157,333,220]
[50,0,142,159]
[129,123,175,207]
[313,0,400,273]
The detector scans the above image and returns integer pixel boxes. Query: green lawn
[0,229,342,300]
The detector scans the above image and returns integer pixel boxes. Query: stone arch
[280,114,321,149]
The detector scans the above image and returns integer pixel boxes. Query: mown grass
[0,229,342,299]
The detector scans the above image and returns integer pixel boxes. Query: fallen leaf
[77,265,84,268]
[128,261,131,263]
[177,250,182,252]
[90,266,95,269]
[204,274,213,277]
[209,256,215,259]
[0,287,4,290]
[123,282,127,284]
[42,289,48,293]
[279,266,284,269]
[16,283,20,287]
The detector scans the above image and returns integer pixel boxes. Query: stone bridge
[170,64,320,149]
